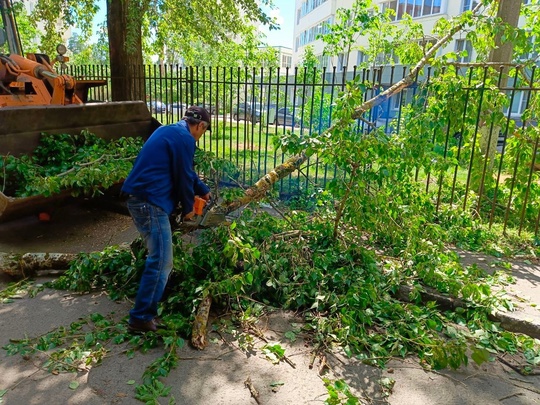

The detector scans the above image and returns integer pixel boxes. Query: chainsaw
[174,196,227,231]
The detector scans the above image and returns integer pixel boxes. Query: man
[121,106,211,333]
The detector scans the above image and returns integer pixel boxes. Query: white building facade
[293,0,528,69]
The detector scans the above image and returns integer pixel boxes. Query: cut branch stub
[191,295,213,350]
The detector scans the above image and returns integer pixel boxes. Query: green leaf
[127,380,136,385]
[471,348,491,365]
[284,331,297,342]
[84,333,95,346]
[69,381,79,390]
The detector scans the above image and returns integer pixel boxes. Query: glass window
[455,39,473,62]
[423,0,433,15]
[337,53,346,69]
[507,91,527,115]
[356,51,365,66]
[406,0,415,16]
[397,0,406,19]
[381,0,441,20]
[299,0,328,19]
[413,0,423,17]
[462,0,479,12]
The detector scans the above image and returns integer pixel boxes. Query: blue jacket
[122,120,210,215]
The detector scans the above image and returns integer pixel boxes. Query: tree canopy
[23,0,277,63]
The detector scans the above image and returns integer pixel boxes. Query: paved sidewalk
[457,249,540,339]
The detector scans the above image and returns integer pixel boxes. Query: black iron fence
[69,63,540,236]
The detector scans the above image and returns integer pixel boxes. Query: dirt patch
[0,200,138,254]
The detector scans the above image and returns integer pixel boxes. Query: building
[273,46,293,69]
[293,0,530,69]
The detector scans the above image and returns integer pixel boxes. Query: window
[317,54,331,68]
[356,51,366,66]
[455,39,473,62]
[296,17,333,48]
[382,0,442,21]
[392,92,403,111]
[299,0,328,19]
[337,53,346,69]
[505,91,530,116]
[462,0,479,12]
[281,55,292,68]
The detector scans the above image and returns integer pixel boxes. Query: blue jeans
[126,196,173,323]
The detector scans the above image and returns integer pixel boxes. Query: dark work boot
[128,318,157,333]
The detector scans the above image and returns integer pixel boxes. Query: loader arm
[2,53,82,105]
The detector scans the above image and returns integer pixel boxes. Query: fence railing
[68,63,540,236]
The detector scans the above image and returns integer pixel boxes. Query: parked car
[146,100,166,113]
[169,102,187,116]
[273,107,300,127]
[232,103,262,123]
[196,103,217,115]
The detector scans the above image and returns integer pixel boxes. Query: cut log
[0,252,77,278]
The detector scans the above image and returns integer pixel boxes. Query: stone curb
[396,285,540,339]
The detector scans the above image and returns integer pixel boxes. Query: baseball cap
[184,106,211,131]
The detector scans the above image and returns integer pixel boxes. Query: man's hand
[183,210,196,221]
[201,192,211,202]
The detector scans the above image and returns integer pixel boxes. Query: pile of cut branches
[0,130,143,198]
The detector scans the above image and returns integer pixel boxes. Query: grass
[152,112,540,234]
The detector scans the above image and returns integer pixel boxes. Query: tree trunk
[107,0,146,101]
[473,0,522,191]
[489,0,522,66]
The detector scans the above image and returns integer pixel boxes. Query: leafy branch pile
[5,198,537,403]
[0,130,143,198]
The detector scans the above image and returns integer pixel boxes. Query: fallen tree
[191,2,483,349]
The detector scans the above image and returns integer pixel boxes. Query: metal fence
[69,63,540,235]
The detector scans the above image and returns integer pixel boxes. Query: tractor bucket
[0,101,162,222]
[0,101,161,156]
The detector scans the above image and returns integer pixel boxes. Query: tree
[318,0,376,70]
[1,1,39,54]
[29,0,97,57]
[318,0,404,70]
[27,0,277,101]
[110,0,278,101]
